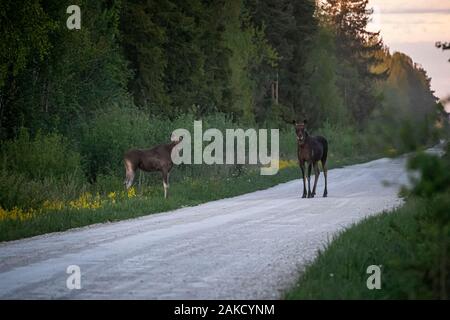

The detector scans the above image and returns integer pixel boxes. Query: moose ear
[303,119,308,125]
[292,120,297,125]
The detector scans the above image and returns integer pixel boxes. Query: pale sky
[367,0,450,111]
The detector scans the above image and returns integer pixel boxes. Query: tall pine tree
[321,0,385,124]
[246,0,317,122]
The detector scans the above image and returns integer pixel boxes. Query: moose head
[292,120,309,144]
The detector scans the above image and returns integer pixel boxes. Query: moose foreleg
[300,163,307,198]
[307,162,312,198]
[311,162,320,198]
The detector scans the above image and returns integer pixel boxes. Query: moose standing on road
[123,134,183,198]
[293,120,328,198]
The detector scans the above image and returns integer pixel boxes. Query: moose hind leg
[311,162,320,198]
[124,160,135,189]
[323,161,328,197]
[162,171,169,199]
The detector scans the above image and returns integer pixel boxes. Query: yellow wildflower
[278,159,297,170]
[42,200,65,210]
[69,192,103,210]
[0,206,38,222]
[127,187,136,198]
[108,191,117,204]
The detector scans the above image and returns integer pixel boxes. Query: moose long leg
[162,171,169,199]
[307,162,313,198]
[300,163,307,198]
[311,162,320,198]
[124,160,135,189]
[322,161,328,197]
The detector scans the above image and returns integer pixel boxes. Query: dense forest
[0,0,439,136]
[0,0,444,230]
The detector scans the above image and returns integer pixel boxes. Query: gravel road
[0,154,412,299]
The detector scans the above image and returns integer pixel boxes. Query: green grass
[0,152,379,242]
[284,196,449,299]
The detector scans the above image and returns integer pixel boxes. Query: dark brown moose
[293,120,328,198]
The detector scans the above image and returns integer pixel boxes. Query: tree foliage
[0,0,438,146]
[321,0,387,124]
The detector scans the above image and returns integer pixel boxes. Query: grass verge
[285,195,450,299]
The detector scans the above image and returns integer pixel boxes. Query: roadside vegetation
[286,141,450,299]
[0,0,446,241]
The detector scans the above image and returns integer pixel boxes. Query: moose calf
[293,120,328,198]
[124,134,183,198]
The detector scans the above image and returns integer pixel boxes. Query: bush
[398,145,450,298]
[0,128,83,181]
[80,105,157,180]
[406,144,450,198]
[0,170,86,210]
[0,129,85,209]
